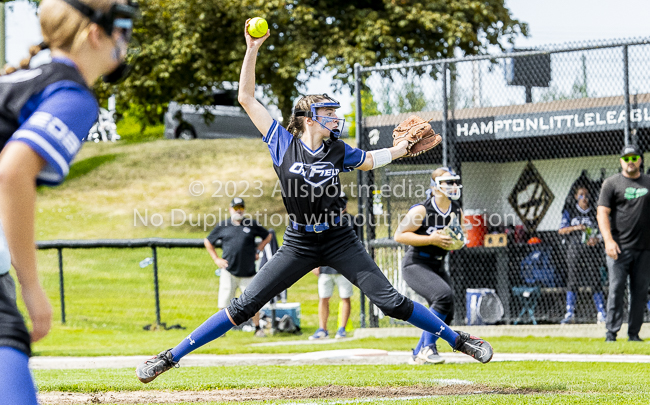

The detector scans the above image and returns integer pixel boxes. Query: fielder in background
[309,193,356,340]
[204,197,272,337]
[558,185,606,324]
[0,0,138,403]
[394,167,466,365]
[136,19,492,384]
[597,145,650,342]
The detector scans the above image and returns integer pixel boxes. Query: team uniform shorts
[227,217,413,325]
[318,274,353,299]
[218,270,254,309]
[401,250,454,320]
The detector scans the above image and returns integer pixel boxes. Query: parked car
[164,89,280,140]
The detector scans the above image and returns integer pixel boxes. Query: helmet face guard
[431,169,462,200]
[60,0,139,83]
[293,96,346,139]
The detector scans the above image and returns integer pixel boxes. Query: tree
[345,89,380,138]
[98,0,527,126]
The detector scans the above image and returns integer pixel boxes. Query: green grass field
[18,137,650,404]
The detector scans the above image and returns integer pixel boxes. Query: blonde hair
[430,167,451,182]
[2,0,115,75]
[286,94,337,137]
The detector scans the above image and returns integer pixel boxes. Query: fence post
[442,62,449,167]
[622,45,631,146]
[57,248,65,324]
[151,246,161,327]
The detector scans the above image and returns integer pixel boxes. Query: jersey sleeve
[253,222,270,239]
[597,178,615,208]
[263,120,293,166]
[206,226,223,245]
[8,82,98,186]
[559,209,571,229]
[342,143,367,172]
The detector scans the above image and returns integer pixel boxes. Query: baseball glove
[439,213,465,251]
[392,115,442,157]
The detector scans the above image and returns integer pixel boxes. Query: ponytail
[2,42,48,75]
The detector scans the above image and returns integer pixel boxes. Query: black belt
[291,216,341,233]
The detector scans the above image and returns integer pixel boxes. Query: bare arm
[558,224,586,235]
[238,20,274,136]
[357,140,409,171]
[204,238,228,268]
[257,233,272,252]
[0,142,51,342]
[597,205,620,259]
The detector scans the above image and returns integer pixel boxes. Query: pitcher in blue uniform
[0,1,138,403]
[395,167,465,365]
[136,20,494,383]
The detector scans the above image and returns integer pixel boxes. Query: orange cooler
[464,210,487,247]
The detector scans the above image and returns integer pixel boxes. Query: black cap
[230,197,245,207]
[621,144,642,157]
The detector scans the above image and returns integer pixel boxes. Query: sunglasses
[231,205,245,211]
[622,155,640,163]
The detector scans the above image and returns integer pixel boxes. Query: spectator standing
[204,198,272,337]
[558,186,606,324]
[597,145,650,342]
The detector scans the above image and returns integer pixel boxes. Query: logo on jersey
[289,162,340,187]
[624,187,648,200]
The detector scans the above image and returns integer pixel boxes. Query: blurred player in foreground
[136,19,493,384]
[395,167,466,365]
[0,0,138,403]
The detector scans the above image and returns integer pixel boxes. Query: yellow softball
[248,17,268,38]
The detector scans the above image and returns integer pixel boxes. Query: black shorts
[227,218,414,324]
[402,250,454,319]
[0,273,31,356]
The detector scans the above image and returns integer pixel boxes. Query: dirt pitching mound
[39,385,538,404]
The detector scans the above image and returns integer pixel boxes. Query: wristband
[369,148,392,169]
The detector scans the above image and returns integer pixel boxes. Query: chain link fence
[354,38,650,326]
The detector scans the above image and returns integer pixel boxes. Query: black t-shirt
[407,197,462,259]
[598,173,650,251]
[263,120,366,224]
[206,218,270,277]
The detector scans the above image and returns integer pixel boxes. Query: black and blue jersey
[560,203,598,245]
[0,57,98,186]
[408,197,462,259]
[264,120,365,225]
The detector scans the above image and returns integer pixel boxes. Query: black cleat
[136,349,178,383]
[628,334,644,342]
[454,331,493,363]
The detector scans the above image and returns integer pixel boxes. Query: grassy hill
[36,138,359,241]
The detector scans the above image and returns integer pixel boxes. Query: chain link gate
[354,38,650,326]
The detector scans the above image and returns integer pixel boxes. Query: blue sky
[6,0,649,114]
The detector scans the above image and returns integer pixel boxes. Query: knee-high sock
[566,291,576,313]
[0,347,38,405]
[593,292,605,315]
[422,308,447,347]
[171,309,233,362]
[407,302,458,348]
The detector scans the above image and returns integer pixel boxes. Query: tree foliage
[97,0,527,125]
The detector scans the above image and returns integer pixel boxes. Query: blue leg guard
[171,310,233,362]
[566,291,576,313]
[407,302,458,348]
[593,292,605,315]
[0,347,38,405]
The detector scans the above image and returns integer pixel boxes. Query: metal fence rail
[37,238,207,326]
[355,38,649,326]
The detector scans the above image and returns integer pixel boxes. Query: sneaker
[135,349,178,383]
[414,344,445,365]
[605,332,616,342]
[628,334,644,342]
[454,331,493,363]
[335,327,347,339]
[254,328,267,338]
[308,328,329,340]
[560,312,575,324]
[597,312,606,325]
